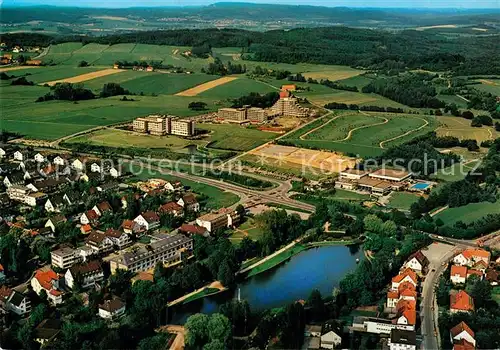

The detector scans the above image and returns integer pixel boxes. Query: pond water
[169,244,363,323]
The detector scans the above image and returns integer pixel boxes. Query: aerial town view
[0,0,499,349]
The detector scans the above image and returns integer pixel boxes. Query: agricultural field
[470,79,500,96]
[3,66,107,84]
[197,78,277,99]
[433,201,500,225]
[176,76,238,97]
[301,65,363,81]
[283,111,438,158]
[41,68,124,86]
[436,116,497,142]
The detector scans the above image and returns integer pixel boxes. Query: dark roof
[321,321,342,337]
[390,329,416,346]
[48,195,65,207]
[98,182,119,190]
[6,171,24,184]
[0,163,21,173]
[140,211,160,223]
[105,228,124,239]
[159,201,183,213]
[96,201,112,213]
[408,250,429,267]
[86,231,108,245]
[182,193,198,205]
[31,177,68,190]
[49,215,67,225]
[99,297,125,312]
[8,290,26,307]
[179,224,207,235]
[69,261,102,277]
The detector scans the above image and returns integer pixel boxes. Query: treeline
[231,91,279,108]
[202,58,246,76]
[362,73,445,108]
[36,82,130,102]
[4,26,500,74]
[324,102,405,114]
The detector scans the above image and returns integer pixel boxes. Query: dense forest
[2,25,499,74]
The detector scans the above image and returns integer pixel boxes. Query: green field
[229,218,265,244]
[282,111,438,157]
[5,66,106,84]
[198,78,277,99]
[387,192,421,211]
[202,123,276,151]
[433,201,500,225]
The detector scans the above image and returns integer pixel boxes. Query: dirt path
[175,76,238,96]
[430,205,449,217]
[379,116,429,149]
[299,113,344,140]
[456,94,470,103]
[40,68,125,86]
[341,111,388,142]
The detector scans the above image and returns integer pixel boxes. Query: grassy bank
[182,287,222,305]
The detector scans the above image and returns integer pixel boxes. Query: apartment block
[271,97,309,118]
[170,119,195,137]
[218,108,248,121]
[133,115,195,136]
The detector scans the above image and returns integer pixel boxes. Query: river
[169,244,363,324]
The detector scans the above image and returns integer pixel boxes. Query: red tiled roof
[396,299,417,325]
[105,228,123,239]
[34,269,59,291]
[392,268,418,284]
[179,224,206,235]
[85,209,99,221]
[398,282,417,297]
[450,321,475,338]
[181,193,198,205]
[0,263,4,272]
[81,224,92,233]
[486,269,499,282]
[141,211,160,223]
[451,290,474,312]
[462,249,491,260]
[121,220,135,230]
[466,269,482,278]
[387,290,399,299]
[159,201,183,213]
[451,265,467,278]
[97,201,112,213]
[0,285,12,300]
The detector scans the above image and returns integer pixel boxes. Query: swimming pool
[411,183,431,190]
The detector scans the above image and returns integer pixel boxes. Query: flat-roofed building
[218,107,247,121]
[51,247,79,269]
[109,234,193,273]
[247,107,268,122]
[271,97,309,118]
[340,168,369,180]
[369,169,411,182]
[195,209,240,233]
[357,177,393,196]
[170,119,195,136]
[133,115,195,136]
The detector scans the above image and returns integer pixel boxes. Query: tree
[185,313,209,348]
[108,269,133,300]
[207,313,231,345]
[78,60,89,67]
[188,101,207,111]
[235,204,245,222]
[217,260,235,287]
[461,110,474,119]
[203,340,225,350]
[466,275,492,308]
[100,83,129,98]
[307,289,325,321]
[219,299,250,336]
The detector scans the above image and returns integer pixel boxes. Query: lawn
[229,218,265,244]
[331,189,371,202]
[246,244,307,278]
[203,123,277,151]
[182,287,221,305]
[433,201,500,225]
[387,192,421,211]
[119,73,219,95]
[302,65,363,81]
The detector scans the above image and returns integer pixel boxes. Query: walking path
[379,116,429,148]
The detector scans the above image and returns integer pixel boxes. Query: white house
[44,215,67,233]
[13,150,28,161]
[65,261,104,290]
[6,290,32,316]
[450,265,467,285]
[51,247,78,269]
[402,251,429,274]
[34,153,46,163]
[177,193,200,212]
[109,166,122,178]
[453,249,491,267]
[450,322,476,347]
[85,231,114,254]
[391,269,418,290]
[90,163,101,173]
[105,229,131,249]
[388,329,416,350]
[44,196,65,213]
[80,210,99,225]
[31,269,64,305]
[320,323,342,349]
[165,181,182,192]
[92,201,112,217]
[98,298,126,320]
[71,158,85,171]
[134,211,160,231]
[53,156,67,166]
[0,147,7,158]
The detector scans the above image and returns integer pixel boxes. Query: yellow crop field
[436,116,497,142]
[175,76,238,96]
[0,66,41,73]
[41,68,125,86]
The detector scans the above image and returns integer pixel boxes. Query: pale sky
[4,0,500,8]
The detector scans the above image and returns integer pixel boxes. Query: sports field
[282,111,438,157]
[433,201,500,225]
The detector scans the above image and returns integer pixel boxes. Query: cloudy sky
[3,0,500,8]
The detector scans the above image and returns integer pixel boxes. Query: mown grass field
[282,111,438,157]
[65,123,276,153]
[301,65,363,81]
[436,116,497,142]
[387,192,422,211]
[433,201,500,225]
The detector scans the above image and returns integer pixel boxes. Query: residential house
[98,297,126,320]
[27,178,68,193]
[51,247,79,269]
[486,269,499,286]
[388,329,417,350]
[45,215,67,232]
[352,316,414,335]
[34,153,46,163]
[471,260,488,273]
[303,325,321,350]
[0,146,12,158]
[13,150,30,161]
[394,299,417,330]
[453,249,491,267]
[3,171,25,188]
[134,211,160,231]
[52,155,69,166]
[105,229,131,249]
[65,261,104,289]
[31,268,64,305]
[81,224,93,235]
[0,285,11,311]
[466,269,483,280]
[34,319,62,346]
[391,269,418,290]
[165,181,182,192]
[92,201,113,216]
[90,162,102,173]
[44,195,65,213]
[320,322,343,349]
[177,193,199,212]
[178,223,208,237]
[450,321,476,347]
[121,219,141,235]
[97,182,119,192]
[72,158,86,171]
[387,281,417,309]
[158,201,183,217]
[451,265,467,285]
[24,192,48,207]
[109,165,123,178]
[6,290,32,317]
[402,251,429,274]
[85,231,114,254]
[80,209,99,225]
[63,191,81,206]
[452,340,475,350]
[450,290,474,313]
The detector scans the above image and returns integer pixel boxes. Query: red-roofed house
[158,201,183,217]
[391,268,418,289]
[31,268,64,305]
[92,201,113,216]
[451,265,467,284]
[486,269,499,286]
[387,281,417,308]
[134,211,160,231]
[466,269,483,280]
[178,223,208,237]
[80,224,92,235]
[450,321,476,347]
[450,290,474,313]
[395,299,416,328]
[452,339,475,350]
[121,219,141,234]
[453,249,491,267]
[80,209,99,225]
[177,193,199,212]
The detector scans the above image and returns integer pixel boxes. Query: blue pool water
[411,183,430,190]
